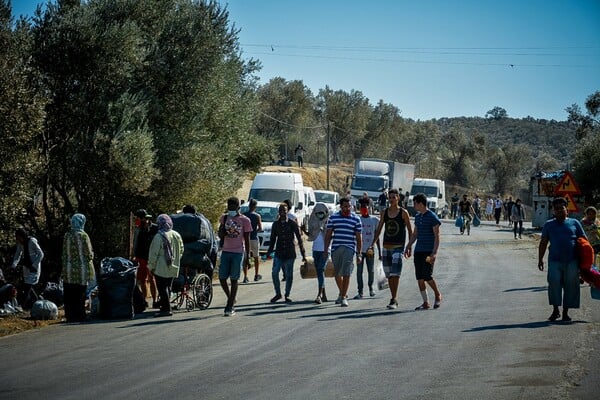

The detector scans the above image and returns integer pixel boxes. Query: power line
[244,43,599,57]
[258,110,325,130]
[244,51,597,68]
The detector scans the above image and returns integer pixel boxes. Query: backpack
[218,214,228,248]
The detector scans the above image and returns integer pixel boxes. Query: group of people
[0,214,96,323]
[4,190,597,324]
[229,188,442,315]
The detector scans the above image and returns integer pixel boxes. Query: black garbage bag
[42,282,64,307]
[98,257,137,320]
[171,212,218,267]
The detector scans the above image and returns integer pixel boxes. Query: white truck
[349,158,415,206]
[406,178,447,218]
[248,172,306,230]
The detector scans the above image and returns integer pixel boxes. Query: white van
[303,186,316,220]
[314,190,340,214]
[406,178,447,218]
[248,172,306,229]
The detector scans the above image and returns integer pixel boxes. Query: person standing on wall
[295,144,306,167]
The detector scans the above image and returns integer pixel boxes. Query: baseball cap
[135,209,152,218]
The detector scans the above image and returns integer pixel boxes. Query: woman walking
[148,214,184,317]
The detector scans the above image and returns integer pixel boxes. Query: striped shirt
[326,212,362,252]
[414,209,441,253]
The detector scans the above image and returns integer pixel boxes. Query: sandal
[415,303,430,310]
[433,298,442,309]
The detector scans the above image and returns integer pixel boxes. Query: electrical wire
[258,110,325,130]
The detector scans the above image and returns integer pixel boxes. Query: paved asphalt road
[0,219,598,400]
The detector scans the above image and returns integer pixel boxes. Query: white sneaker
[341,298,349,307]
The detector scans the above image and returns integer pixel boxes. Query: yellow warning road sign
[554,171,581,195]
[563,193,579,213]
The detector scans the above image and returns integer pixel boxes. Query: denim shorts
[382,247,403,277]
[219,251,243,281]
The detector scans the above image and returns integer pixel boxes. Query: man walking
[405,193,443,310]
[324,197,362,307]
[538,197,586,322]
[267,203,306,303]
[218,197,252,316]
[494,195,503,225]
[353,201,380,299]
[372,189,412,309]
[243,199,263,283]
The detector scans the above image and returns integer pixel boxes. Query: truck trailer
[349,158,415,206]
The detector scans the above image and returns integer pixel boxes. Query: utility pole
[326,121,331,190]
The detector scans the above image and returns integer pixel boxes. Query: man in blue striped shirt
[324,197,362,307]
[405,193,443,310]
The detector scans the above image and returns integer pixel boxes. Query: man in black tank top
[372,189,412,310]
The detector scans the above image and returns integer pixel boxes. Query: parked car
[314,190,340,214]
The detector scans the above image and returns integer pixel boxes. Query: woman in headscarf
[61,213,95,323]
[148,214,184,317]
[306,202,330,303]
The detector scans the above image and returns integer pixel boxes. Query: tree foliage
[1,0,261,271]
[571,91,600,205]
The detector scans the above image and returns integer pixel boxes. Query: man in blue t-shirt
[405,193,443,310]
[538,197,586,322]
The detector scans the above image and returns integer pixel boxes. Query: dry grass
[0,312,64,338]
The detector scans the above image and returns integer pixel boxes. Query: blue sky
[11,0,600,121]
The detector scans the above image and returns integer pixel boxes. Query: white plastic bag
[375,260,388,290]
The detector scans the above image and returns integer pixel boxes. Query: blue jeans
[547,260,580,308]
[272,256,295,297]
[313,251,327,289]
[356,252,375,294]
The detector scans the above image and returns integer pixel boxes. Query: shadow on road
[503,286,547,292]
[462,320,588,332]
